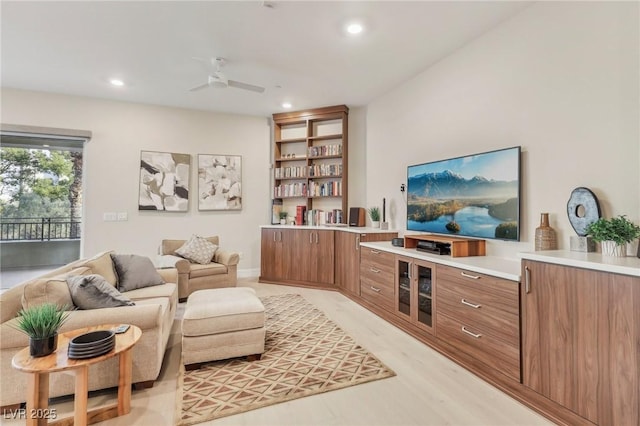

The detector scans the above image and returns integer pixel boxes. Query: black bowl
[70,330,115,347]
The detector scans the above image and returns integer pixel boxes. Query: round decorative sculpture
[567,187,601,236]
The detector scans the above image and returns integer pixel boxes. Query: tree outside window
[0,147,82,240]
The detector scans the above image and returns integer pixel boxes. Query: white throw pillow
[175,235,218,265]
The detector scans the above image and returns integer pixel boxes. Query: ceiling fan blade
[189,82,210,92]
[228,79,265,93]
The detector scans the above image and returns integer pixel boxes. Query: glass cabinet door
[397,258,411,318]
[415,263,433,328]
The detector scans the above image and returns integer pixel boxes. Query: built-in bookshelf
[272,105,348,224]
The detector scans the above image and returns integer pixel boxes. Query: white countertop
[361,241,521,282]
[519,250,640,277]
[260,224,398,234]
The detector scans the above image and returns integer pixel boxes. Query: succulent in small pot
[279,211,288,225]
[585,215,640,257]
[12,303,70,357]
[368,207,381,228]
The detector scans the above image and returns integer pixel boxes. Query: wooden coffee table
[12,324,141,426]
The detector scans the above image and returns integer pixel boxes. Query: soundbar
[416,240,451,255]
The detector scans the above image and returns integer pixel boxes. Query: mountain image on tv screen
[407,147,520,241]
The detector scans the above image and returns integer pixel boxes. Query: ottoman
[182,287,266,370]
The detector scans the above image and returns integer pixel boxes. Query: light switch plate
[117,212,128,221]
[103,212,117,221]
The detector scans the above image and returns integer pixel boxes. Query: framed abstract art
[198,154,242,211]
[138,150,190,211]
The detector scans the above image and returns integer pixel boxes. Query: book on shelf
[308,144,342,158]
[305,208,343,226]
[296,205,307,226]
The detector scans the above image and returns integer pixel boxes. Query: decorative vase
[600,240,626,257]
[535,213,557,251]
[280,219,286,225]
[29,334,58,358]
[372,221,380,228]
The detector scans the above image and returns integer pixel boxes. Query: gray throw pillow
[111,253,165,292]
[66,274,135,309]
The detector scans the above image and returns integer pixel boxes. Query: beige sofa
[159,236,239,301]
[0,251,178,408]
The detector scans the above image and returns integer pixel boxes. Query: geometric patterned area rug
[177,293,396,425]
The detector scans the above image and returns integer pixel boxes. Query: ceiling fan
[189,57,265,94]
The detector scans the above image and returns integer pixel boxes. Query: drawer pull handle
[370,268,381,273]
[370,286,381,293]
[371,250,381,254]
[460,271,481,280]
[461,299,481,309]
[461,326,482,339]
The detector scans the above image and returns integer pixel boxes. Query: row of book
[274,163,343,179]
[307,209,344,226]
[274,183,307,198]
[274,166,307,178]
[308,180,342,197]
[308,164,342,177]
[274,180,342,198]
[308,144,342,158]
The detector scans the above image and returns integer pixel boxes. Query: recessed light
[282,102,292,109]
[110,79,124,87]
[346,23,363,35]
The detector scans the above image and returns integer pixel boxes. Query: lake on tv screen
[408,206,507,239]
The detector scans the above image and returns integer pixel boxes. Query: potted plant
[368,207,381,228]
[279,211,288,225]
[12,303,70,357]
[585,215,640,257]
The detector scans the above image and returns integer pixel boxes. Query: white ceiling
[1,1,532,118]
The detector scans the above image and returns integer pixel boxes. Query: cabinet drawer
[360,262,394,285]
[436,312,520,381]
[437,281,519,343]
[360,277,394,312]
[360,248,394,268]
[436,265,519,316]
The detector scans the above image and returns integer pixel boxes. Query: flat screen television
[407,146,521,241]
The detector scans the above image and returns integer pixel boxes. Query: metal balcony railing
[0,217,82,241]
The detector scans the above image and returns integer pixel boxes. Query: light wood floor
[4,278,553,426]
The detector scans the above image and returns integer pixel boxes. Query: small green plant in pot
[368,207,381,228]
[585,215,640,257]
[279,211,288,225]
[12,303,70,357]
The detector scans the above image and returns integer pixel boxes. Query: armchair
[159,236,239,301]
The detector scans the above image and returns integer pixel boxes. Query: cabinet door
[284,229,311,282]
[309,230,334,285]
[414,260,434,332]
[260,228,285,280]
[286,229,334,285]
[522,260,640,425]
[395,257,435,334]
[396,256,412,321]
[334,231,360,294]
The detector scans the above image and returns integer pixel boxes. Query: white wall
[1,89,270,274]
[366,2,639,258]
